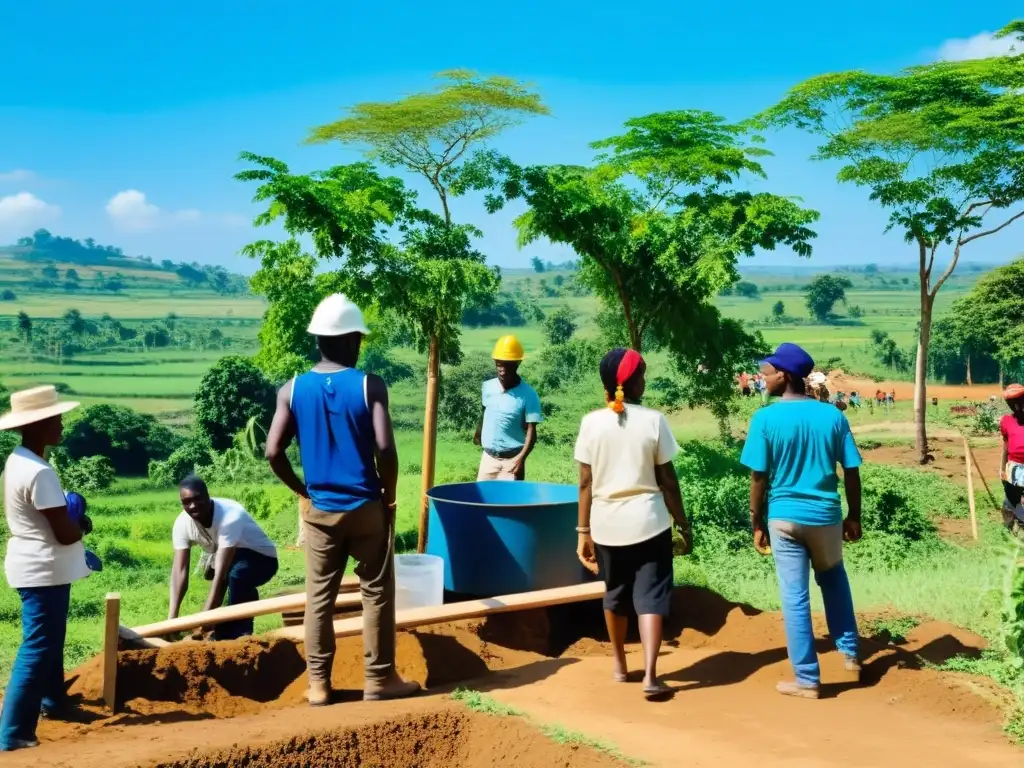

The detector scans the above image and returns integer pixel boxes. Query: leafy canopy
[803,274,853,322]
[480,110,817,418]
[757,21,1024,297]
[193,356,277,452]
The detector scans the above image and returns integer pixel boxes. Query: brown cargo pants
[302,500,396,685]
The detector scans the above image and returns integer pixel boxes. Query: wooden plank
[964,436,979,541]
[103,593,120,713]
[132,589,362,638]
[118,626,171,649]
[269,581,606,642]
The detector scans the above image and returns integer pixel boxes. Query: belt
[484,448,521,460]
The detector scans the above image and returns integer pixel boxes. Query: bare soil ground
[6,588,1021,768]
[827,373,1002,402]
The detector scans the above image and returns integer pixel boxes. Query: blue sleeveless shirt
[290,368,380,512]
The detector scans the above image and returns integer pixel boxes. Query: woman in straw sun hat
[0,385,91,752]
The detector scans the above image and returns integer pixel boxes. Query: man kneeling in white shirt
[167,475,279,639]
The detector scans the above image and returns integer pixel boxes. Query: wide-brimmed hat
[0,385,79,431]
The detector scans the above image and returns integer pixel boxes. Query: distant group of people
[737,371,769,404]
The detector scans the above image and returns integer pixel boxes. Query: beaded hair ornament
[607,349,644,413]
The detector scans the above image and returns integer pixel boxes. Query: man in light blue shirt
[473,335,543,481]
[740,342,863,700]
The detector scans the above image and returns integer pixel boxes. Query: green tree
[193,356,277,451]
[734,280,760,298]
[803,274,852,322]
[63,404,176,475]
[63,309,86,337]
[956,258,1024,382]
[16,311,31,342]
[247,71,544,549]
[65,268,80,283]
[771,300,785,319]
[482,110,815,420]
[543,306,578,346]
[41,264,59,280]
[759,20,1024,462]
[531,256,546,273]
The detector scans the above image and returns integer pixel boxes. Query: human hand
[204,566,215,581]
[577,534,599,575]
[509,455,525,479]
[79,514,93,536]
[753,528,771,555]
[673,519,693,556]
[473,431,482,447]
[843,518,862,543]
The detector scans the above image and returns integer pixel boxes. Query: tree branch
[931,241,963,299]
[958,208,1024,246]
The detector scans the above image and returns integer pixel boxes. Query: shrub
[543,306,578,346]
[438,354,494,434]
[53,454,116,493]
[534,339,603,392]
[360,344,415,386]
[63,404,177,475]
[194,356,276,451]
[148,433,214,486]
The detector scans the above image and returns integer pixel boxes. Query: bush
[543,306,578,346]
[438,355,495,434]
[360,344,415,386]
[63,404,177,475]
[534,339,603,392]
[52,453,116,493]
[148,433,214,486]
[194,356,276,451]
[462,292,534,327]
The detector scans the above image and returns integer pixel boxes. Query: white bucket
[394,554,444,611]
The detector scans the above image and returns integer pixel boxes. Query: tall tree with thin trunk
[758,20,1024,463]
[305,70,548,550]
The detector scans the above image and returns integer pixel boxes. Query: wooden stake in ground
[965,440,1001,511]
[418,335,440,554]
[103,593,120,713]
[963,436,979,541]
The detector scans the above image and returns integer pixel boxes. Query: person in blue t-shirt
[740,342,863,700]
[473,335,543,481]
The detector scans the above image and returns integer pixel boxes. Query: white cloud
[106,189,160,232]
[220,213,248,228]
[0,169,36,184]
[936,31,1019,62]
[0,192,61,231]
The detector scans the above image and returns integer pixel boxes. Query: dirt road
[5,588,1019,767]
[828,372,1002,402]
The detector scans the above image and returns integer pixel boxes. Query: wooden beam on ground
[131,589,362,638]
[268,580,606,642]
[103,593,120,713]
[964,436,979,541]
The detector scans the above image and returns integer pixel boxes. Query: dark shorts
[1003,481,1024,530]
[594,528,673,617]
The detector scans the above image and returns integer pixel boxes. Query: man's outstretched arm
[265,381,308,499]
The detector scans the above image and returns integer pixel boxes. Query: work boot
[775,680,820,700]
[363,673,422,702]
[307,679,334,707]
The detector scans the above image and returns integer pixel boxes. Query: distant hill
[0,229,249,296]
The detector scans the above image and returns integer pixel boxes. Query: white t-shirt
[4,446,91,589]
[171,498,277,560]
[574,405,680,547]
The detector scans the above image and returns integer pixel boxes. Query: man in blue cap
[739,342,863,700]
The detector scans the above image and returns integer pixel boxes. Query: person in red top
[999,384,1024,530]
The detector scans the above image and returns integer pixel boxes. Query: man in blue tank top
[265,294,420,707]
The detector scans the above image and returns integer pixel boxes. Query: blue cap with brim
[761,342,815,378]
[85,550,103,573]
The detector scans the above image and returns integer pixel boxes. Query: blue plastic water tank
[425,481,593,596]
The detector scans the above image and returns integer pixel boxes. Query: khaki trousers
[477,452,524,481]
[302,500,396,684]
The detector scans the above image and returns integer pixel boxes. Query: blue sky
[0,1,1020,273]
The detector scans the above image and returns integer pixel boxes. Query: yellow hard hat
[491,335,525,362]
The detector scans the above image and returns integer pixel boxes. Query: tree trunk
[417,335,440,554]
[965,353,973,386]
[914,295,933,465]
[1000,364,1005,388]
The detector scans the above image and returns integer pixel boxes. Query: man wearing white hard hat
[265,294,419,707]
[0,386,91,752]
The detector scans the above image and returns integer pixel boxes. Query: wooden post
[418,335,440,554]
[963,437,979,541]
[103,593,121,712]
[965,441,1001,511]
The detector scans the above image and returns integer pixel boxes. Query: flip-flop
[612,672,627,683]
[643,681,672,700]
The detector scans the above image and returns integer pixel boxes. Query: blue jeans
[213,549,279,640]
[0,584,71,750]
[769,520,858,687]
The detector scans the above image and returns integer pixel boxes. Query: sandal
[643,680,672,700]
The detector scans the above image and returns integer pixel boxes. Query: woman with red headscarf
[574,348,692,699]
[999,384,1024,530]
